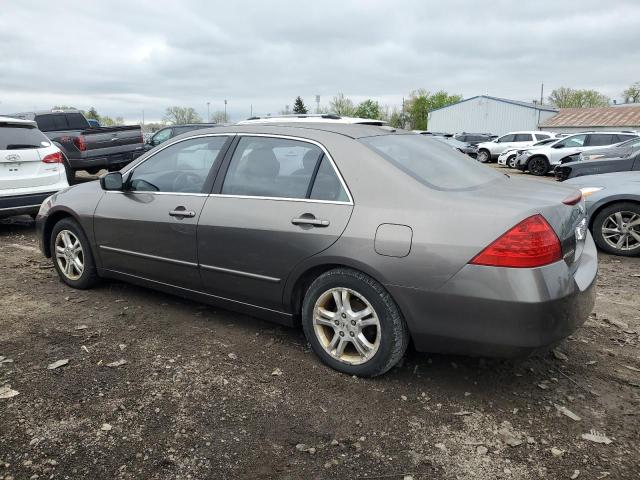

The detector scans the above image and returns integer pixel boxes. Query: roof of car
[194,122,404,139]
[0,115,37,127]
[237,114,388,126]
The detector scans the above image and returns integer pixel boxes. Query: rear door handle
[292,217,330,227]
[169,208,196,218]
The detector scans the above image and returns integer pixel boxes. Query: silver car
[566,171,640,256]
[36,124,597,376]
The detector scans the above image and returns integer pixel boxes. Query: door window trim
[212,133,354,205]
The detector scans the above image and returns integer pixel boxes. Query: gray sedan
[566,171,640,256]
[36,124,597,376]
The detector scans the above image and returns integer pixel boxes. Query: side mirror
[146,137,154,145]
[100,171,123,191]
[552,143,563,149]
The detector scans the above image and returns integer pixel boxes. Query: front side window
[360,134,502,191]
[152,128,172,146]
[497,134,515,143]
[514,133,533,142]
[128,136,227,193]
[222,137,324,199]
[558,134,587,148]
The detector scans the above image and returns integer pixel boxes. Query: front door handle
[169,208,196,218]
[292,216,330,227]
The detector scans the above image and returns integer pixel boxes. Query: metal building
[427,95,558,135]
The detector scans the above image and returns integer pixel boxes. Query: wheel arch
[588,197,640,229]
[41,208,83,258]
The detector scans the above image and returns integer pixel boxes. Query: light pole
[206,102,210,123]
[315,95,320,114]
[224,99,227,123]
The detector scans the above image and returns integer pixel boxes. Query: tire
[507,155,517,168]
[528,156,550,176]
[64,164,76,185]
[477,149,491,163]
[301,268,409,377]
[50,218,99,289]
[592,202,640,257]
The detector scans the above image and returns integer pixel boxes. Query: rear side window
[360,134,502,191]
[66,113,89,129]
[0,125,50,150]
[586,134,616,147]
[310,157,350,202]
[514,133,533,142]
[616,134,638,143]
[535,134,550,140]
[222,137,322,199]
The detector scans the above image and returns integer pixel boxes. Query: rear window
[35,113,89,132]
[360,134,502,191]
[0,125,50,150]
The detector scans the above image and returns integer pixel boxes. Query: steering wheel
[172,172,202,192]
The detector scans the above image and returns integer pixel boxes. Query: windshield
[360,134,502,191]
[0,125,50,150]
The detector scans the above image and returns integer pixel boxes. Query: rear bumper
[69,148,144,170]
[0,191,57,218]
[388,233,598,357]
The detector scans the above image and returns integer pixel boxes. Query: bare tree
[210,110,227,123]
[164,106,202,124]
[548,87,609,108]
[623,82,640,103]
[329,93,355,116]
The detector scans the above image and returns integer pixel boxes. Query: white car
[237,114,387,126]
[0,116,68,219]
[476,131,555,163]
[497,137,558,168]
[518,131,639,176]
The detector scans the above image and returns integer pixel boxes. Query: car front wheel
[528,156,550,176]
[477,150,490,163]
[50,218,99,288]
[592,203,640,256]
[302,268,409,377]
[507,155,517,168]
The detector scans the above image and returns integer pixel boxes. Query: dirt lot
[1,199,639,479]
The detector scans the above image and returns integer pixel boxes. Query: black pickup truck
[9,110,144,181]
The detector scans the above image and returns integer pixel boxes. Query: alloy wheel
[54,229,84,280]
[529,158,548,176]
[601,211,640,252]
[478,150,489,163]
[312,287,381,365]
[508,156,517,168]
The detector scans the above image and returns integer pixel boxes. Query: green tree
[292,96,308,114]
[353,99,382,119]
[623,82,640,103]
[405,89,462,130]
[329,93,355,116]
[163,106,202,124]
[548,87,610,108]
[86,107,100,121]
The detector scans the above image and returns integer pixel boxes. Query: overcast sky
[1,0,639,123]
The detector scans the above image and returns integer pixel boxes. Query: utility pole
[315,95,320,114]
[142,110,145,126]
[250,104,253,117]
[540,82,544,105]
[224,99,227,123]
[206,102,210,122]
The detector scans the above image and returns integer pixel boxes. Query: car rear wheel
[301,268,409,377]
[528,156,550,176]
[50,218,99,288]
[592,203,640,257]
[477,149,490,163]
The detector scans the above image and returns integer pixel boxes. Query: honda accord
[36,124,597,376]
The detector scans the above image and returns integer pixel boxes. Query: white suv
[476,131,555,163]
[519,131,638,176]
[0,116,68,219]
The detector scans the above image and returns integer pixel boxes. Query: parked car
[498,138,558,168]
[476,131,555,163]
[0,116,68,219]
[518,132,638,176]
[87,118,100,128]
[430,135,478,158]
[566,171,640,256]
[579,136,640,162]
[238,114,387,126]
[454,133,494,145]
[36,124,596,377]
[144,123,218,152]
[556,149,640,181]
[8,110,145,182]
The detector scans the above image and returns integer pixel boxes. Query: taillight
[42,151,64,164]
[73,135,87,151]
[470,214,562,268]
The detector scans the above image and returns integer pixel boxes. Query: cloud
[0,0,638,122]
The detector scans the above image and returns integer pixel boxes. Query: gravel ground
[1,175,639,479]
